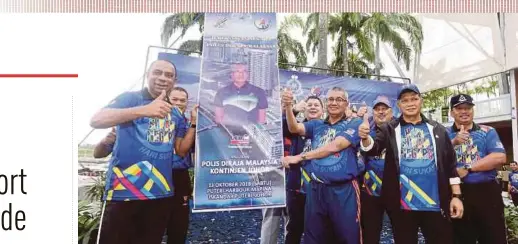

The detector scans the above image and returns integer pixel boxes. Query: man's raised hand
[359,112,370,139]
[281,88,294,110]
[453,125,470,145]
[145,90,173,118]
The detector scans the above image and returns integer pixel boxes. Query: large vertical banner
[193,13,285,212]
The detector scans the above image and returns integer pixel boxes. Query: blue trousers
[304,180,361,244]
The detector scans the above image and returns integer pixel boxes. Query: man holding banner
[281,87,364,244]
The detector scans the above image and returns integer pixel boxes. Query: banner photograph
[193,13,285,212]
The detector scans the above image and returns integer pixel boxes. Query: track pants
[304,180,361,244]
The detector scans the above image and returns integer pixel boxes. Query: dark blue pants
[304,180,361,244]
[286,190,306,244]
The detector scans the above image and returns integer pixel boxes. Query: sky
[0,13,505,145]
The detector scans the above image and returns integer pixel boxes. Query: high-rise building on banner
[248,50,273,95]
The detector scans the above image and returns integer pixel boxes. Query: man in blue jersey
[260,96,324,244]
[166,86,197,244]
[281,87,364,244]
[90,59,196,244]
[214,63,268,126]
[508,161,518,206]
[360,95,396,244]
[447,94,507,244]
[360,84,464,244]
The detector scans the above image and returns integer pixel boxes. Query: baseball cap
[397,84,421,99]
[450,94,475,109]
[373,95,392,108]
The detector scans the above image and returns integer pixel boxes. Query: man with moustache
[281,87,364,244]
[92,86,198,244]
[359,84,463,244]
[90,60,196,244]
[360,95,396,244]
[260,96,324,244]
[447,94,507,244]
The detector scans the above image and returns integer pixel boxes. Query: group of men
[88,57,509,244]
[273,83,508,244]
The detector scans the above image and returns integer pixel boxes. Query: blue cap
[373,95,392,108]
[397,84,421,99]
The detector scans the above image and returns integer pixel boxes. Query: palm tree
[303,13,330,74]
[277,15,307,70]
[330,46,376,78]
[328,13,374,75]
[160,13,204,53]
[362,13,424,79]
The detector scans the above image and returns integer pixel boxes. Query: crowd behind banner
[88,12,512,244]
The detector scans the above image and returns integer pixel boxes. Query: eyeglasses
[327,97,347,103]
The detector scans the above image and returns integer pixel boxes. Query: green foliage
[421,79,500,111]
[84,173,107,202]
[78,173,105,244]
[160,13,424,77]
[505,205,518,243]
[78,201,101,244]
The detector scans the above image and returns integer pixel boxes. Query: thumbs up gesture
[281,88,294,109]
[358,112,370,139]
[357,102,368,118]
[145,90,173,118]
[453,125,470,145]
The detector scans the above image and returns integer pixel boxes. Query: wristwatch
[463,164,473,173]
[300,153,308,161]
[452,193,463,199]
[190,123,197,128]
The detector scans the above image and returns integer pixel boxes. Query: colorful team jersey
[103,88,187,201]
[282,116,311,193]
[363,129,385,197]
[302,117,362,184]
[510,171,518,193]
[214,82,268,126]
[447,124,506,184]
[172,117,194,170]
[399,122,440,212]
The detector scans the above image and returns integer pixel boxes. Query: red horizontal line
[0,74,78,78]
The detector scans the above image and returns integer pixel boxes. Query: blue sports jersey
[172,116,194,170]
[103,88,187,201]
[299,137,313,193]
[302,117,362,184]
[363,128,385,197]
[447,123,506,184]
[510,171,518,193]
[214,82,268,125]
[399,122,440,212]
[282,115,311,193]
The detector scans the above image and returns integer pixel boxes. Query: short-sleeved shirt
[302,117,362,184]
[447,123,506,184]
[510,171,518,193]
[282,115,311,193]
[399,121,440,212]
[214,82,268,125]
[172,116,194,170]
[103,88,187,201]
[363,128,385,197]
